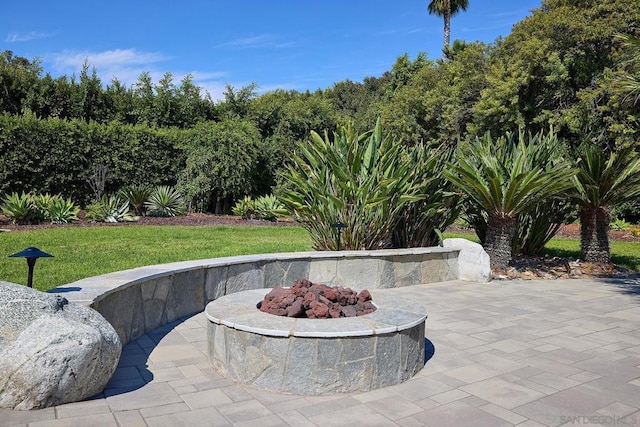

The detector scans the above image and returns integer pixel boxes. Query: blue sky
[3,0,541,100]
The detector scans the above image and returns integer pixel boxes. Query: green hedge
[0,114,184,205]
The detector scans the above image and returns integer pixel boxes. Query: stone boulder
[442,238,492,283]
[0,281,122,410]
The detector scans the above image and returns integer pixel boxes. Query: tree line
[0,0,639,215]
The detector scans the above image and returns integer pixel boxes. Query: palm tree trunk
[484,215,516,269]
[443,0,451,51]
[580,206,611,264]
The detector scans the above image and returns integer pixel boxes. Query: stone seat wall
[51,244,488,346]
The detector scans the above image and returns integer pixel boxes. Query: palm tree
[445,131,575,269]
[428,0,470,55]
[573,145,640,264]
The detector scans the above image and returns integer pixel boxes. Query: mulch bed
[449,223,640,281]
[0,212,296,231]
[492,256,639,281]
[2,214,639,281]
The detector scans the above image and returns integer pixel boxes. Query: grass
[445,231,640,272]
[2,226,639,292]
[0,225,312,291]
[543,237,640,272]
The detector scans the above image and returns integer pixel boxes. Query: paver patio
[2,278,639,426]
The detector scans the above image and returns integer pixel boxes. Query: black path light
[9,247,54,288]
[331,221,346,251]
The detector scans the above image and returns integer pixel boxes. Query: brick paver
[2,278,640,426]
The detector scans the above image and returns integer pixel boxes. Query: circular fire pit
[205,288,427,395]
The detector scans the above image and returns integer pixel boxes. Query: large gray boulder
[0,282,121,410]
[442,238,492,283]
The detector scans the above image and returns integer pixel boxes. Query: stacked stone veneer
[206,289,426,394]
[54,247,463,346]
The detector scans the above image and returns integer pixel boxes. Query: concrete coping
[205,288,428,338]
[55,247,460,306]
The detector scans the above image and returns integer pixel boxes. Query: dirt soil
[2,215,638,280]
[0,212,296,231]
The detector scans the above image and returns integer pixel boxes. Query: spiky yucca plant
[446,131,576,268]
[573,145,640,264]
[392,143,461,247]
[279,120,454,250]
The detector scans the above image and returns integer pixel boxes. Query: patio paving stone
[3,277,640,426]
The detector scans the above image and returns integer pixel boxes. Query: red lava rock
[286,298,304,317]
[259,279,377,319]
[358,289,372,303]
[341,305,357,318]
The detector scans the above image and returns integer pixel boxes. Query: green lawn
[0,225,312,291]
[1,226,639,292]
[445,231,640,272]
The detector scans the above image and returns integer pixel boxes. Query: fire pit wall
[55,242,490,347]
[58,247,465,345]
[206,289,426,395]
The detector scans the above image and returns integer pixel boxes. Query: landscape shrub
[119,184,152,216]
[2,192,41,224]
[232,196,257,219]
[279,120,458,250]
[454,130,577,257]
[254,195,288,222]
[0,114,184,205]
[86,195,137,223]
[145,186,186,217]
[446,130,576,268]
[2,192,80,224]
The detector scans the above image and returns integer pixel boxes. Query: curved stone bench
[52,242,489,346]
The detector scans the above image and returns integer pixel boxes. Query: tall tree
[427,0,469,55]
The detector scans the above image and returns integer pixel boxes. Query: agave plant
[572,145,640,263]
[119,184,152,216]
[279,120,435,250]
[146,186,186,217]
[445,131,576,268]
[2,192,39,225]
[86,195,136,223]
[255,194,288,222]
[46,196,80,224]
[32,193,58,222]
[232,196,257,219]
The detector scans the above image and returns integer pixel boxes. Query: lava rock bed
[258,278,376,319]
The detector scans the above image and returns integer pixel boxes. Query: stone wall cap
[205,288,427,338]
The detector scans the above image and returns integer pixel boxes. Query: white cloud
[50,48,168,71]
[46,48,230,100]
[5,31,56,42]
